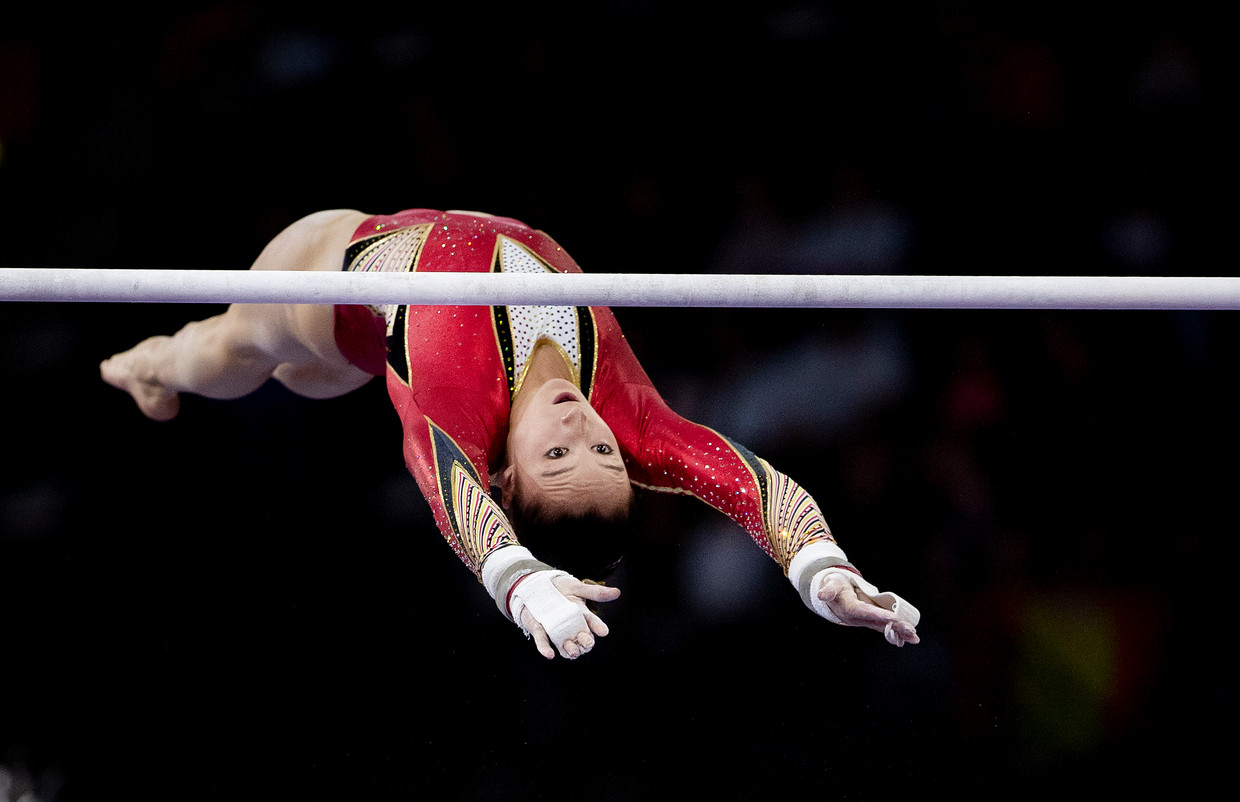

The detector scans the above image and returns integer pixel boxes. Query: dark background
[1,2,1233,800]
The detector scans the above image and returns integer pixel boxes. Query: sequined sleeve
[589,312,836,575]
[623,394,836,574]
[388,390,522,580]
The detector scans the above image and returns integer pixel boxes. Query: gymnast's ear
[500,465,516,509]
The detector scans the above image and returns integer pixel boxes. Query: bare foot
[100,339,182,421]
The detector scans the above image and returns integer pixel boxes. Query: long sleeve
[386,379,560,622]
[386,381,520,579]
[589,309,838,576]
[616,382,837,574]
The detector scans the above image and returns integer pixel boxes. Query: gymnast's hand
[509,571,622,660]
[813,569,921,647]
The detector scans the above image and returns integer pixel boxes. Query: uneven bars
[1,268,1238,309]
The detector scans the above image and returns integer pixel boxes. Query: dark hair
[506,494,634,582]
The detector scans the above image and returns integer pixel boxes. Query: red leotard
[334,210,836,581]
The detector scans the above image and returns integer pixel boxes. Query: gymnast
[101,208,920,660]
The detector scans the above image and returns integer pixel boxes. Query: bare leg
[101,209,373,420]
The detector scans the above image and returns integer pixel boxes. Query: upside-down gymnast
[101,208,920,660]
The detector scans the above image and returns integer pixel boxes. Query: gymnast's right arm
[392,406,618,660]
[482,548,620,660]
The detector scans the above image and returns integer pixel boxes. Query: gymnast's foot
[100,339,182,421]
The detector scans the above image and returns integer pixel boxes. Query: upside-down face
[503,378,632,517]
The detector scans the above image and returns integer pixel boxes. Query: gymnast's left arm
[589,306,918,644]
[785,526,921,647]
[730,454,921,646]
[617,392,920,645]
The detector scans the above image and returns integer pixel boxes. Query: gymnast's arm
[391,402,619,660]
[601,378,920,645]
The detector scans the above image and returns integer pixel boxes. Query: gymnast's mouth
[553,391,578,404]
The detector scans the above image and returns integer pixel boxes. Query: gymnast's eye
[593,444,614,454]
[545,447,568,459]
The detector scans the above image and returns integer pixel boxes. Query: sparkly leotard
[334,209,837,581]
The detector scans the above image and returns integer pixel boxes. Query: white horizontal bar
[1,268,1238,309]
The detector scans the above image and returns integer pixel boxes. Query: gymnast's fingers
[561,634,587,660]
[583,609,611,638]
[521,609,556,660]
[552,575,621,605]
[887,620,920,647]
[819,577,895,631]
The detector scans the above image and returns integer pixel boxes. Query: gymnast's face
[503,379,632,516]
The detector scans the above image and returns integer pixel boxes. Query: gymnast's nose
[560,404,587,435]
